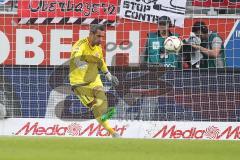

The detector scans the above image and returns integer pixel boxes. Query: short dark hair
[90,24,105,34]
[192,21,208,34]
[158,16,172,27]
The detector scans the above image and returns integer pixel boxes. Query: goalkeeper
[69,25,120,137]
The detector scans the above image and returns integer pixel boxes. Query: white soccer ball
[164,36,183,53]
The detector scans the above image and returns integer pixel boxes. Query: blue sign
[0,0,10,5]
[225,20,240,68]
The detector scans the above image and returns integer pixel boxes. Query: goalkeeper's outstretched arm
[97,55,119,87]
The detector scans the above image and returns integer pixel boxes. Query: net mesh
[0,0,240,122]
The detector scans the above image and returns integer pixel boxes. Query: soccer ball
[164,36,183,53]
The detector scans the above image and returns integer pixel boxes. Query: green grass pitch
[0,137,239,160]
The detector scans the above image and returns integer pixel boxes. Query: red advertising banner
[192,0,240,8]
[0,15,236,66]
[18,0,117,21]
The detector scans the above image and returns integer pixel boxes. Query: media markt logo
[65,123,127,137]
[14,122,127,137]
[152,125,240,140]
[67,123,82,136]
[204,126,220,139]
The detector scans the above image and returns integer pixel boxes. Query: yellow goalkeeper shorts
[72,79,104,107]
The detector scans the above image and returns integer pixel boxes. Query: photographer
[187,21,226,68]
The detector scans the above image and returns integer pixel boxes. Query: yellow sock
[96,117,115,135]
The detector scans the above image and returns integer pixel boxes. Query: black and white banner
[119,0,187,27]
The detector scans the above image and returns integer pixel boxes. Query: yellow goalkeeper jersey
[69,38,108,86]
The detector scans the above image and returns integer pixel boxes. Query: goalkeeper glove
[105,72,119,87]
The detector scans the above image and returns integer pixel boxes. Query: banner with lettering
[119,0,187,27]
[1,118,240,140]
[18,0,117,21]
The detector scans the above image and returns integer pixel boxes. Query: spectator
[190,21,225,68]
[142,16,181,69]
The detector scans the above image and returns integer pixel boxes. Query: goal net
[0,0,240,122]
